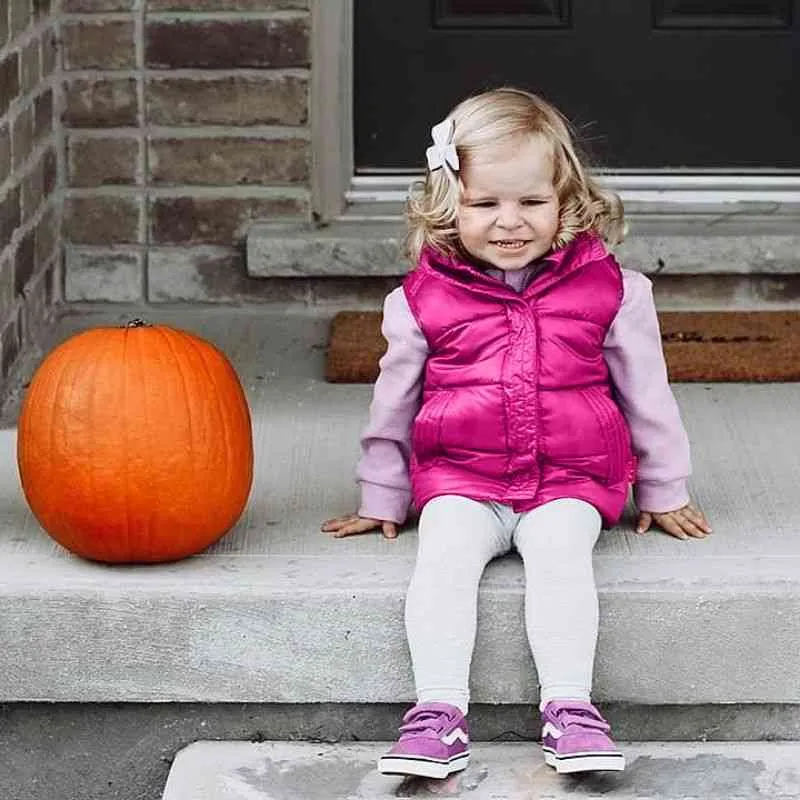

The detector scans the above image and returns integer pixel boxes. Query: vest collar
[419,232,608,299]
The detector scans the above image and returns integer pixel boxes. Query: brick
[148,245,242,302]
[34,202,58,269]
[65,248,143,301]
[147,74,308,126]
[43,146,56,196]
[150,195,307,244]
[12,105,33,169]
[146,18,309,69]
[68,136,138,187]
[63,0,134,9]
[0,125,10,185]
[0,186,21,246]
[63,78,139,127]
[150,137,309,186]
[147,246,372,305]
[63,20,136,70]
[147,0,308,8]
[10,0,31,37]
[65,194,141,244]
[13,227,36,294]
[0,53,20,118]
[20,38,40,95]
[42,28,57,78]
[21,154,44,223]
[34,88,53,143]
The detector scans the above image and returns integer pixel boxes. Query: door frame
[311,0,800,223]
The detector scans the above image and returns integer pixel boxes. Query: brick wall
[62,0,311,303]
[0,0,60,385]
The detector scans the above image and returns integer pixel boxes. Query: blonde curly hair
[406,87,625,264]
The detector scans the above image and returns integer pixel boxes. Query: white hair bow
[425,118,459,172]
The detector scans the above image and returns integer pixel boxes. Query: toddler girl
[322,88,711,778]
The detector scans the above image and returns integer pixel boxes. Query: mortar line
[136,0,149,306]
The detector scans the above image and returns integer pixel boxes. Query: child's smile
[456,134,560,271]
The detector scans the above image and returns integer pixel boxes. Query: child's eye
[522,199,546,206]
[470,201,495,208]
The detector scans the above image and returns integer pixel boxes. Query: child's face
[456,135,560,271]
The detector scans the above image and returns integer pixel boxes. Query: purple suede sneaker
[378,702,470,779]
[540,700,625,773]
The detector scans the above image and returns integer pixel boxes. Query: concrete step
[1,306,800,712]
[161,740,800,799]
[246,203,800,279]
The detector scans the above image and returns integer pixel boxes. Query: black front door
[355,1,799,171]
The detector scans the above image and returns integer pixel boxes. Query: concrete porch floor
[162,740,800,800]
[1,304,799,710]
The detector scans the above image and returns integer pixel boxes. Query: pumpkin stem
[125,318,150,328]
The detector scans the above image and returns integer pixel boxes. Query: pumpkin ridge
[157,325,202,555]
[187,331,229,531]
[48,340,88,548]
[136,328,155,556]
[201,333,252,531]
[191,327,251,546]
[85,330,115,559]
[105,328,132,561]
[130,324,157,559]
[45,345,76,517]
[122,325,132,559]
[189,333,234,532]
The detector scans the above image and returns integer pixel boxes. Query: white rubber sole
[377,752,470,779]
[543,747,625,774]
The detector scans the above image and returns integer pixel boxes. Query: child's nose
[497,204,523,229]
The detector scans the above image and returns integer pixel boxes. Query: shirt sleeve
[355,286,428,524]
[604,269,692,512]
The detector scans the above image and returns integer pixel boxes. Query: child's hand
[321,513,399,540]
[636,503,711,540]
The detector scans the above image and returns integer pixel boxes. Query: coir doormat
[326,310,800,383]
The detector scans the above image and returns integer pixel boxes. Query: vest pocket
[412,390,453,462]
[580,387,632,485]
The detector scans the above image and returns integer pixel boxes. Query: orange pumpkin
[17,319,254,563]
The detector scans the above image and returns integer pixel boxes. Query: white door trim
[310,0,353,222]
[347,173,800,207]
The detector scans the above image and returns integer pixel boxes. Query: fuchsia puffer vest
[403,233,636,527]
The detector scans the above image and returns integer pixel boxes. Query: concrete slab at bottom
[162,741,800,800]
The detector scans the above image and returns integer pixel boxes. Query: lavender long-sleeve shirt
[356,265,691,525]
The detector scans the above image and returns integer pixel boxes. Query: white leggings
[405,495,602,714]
